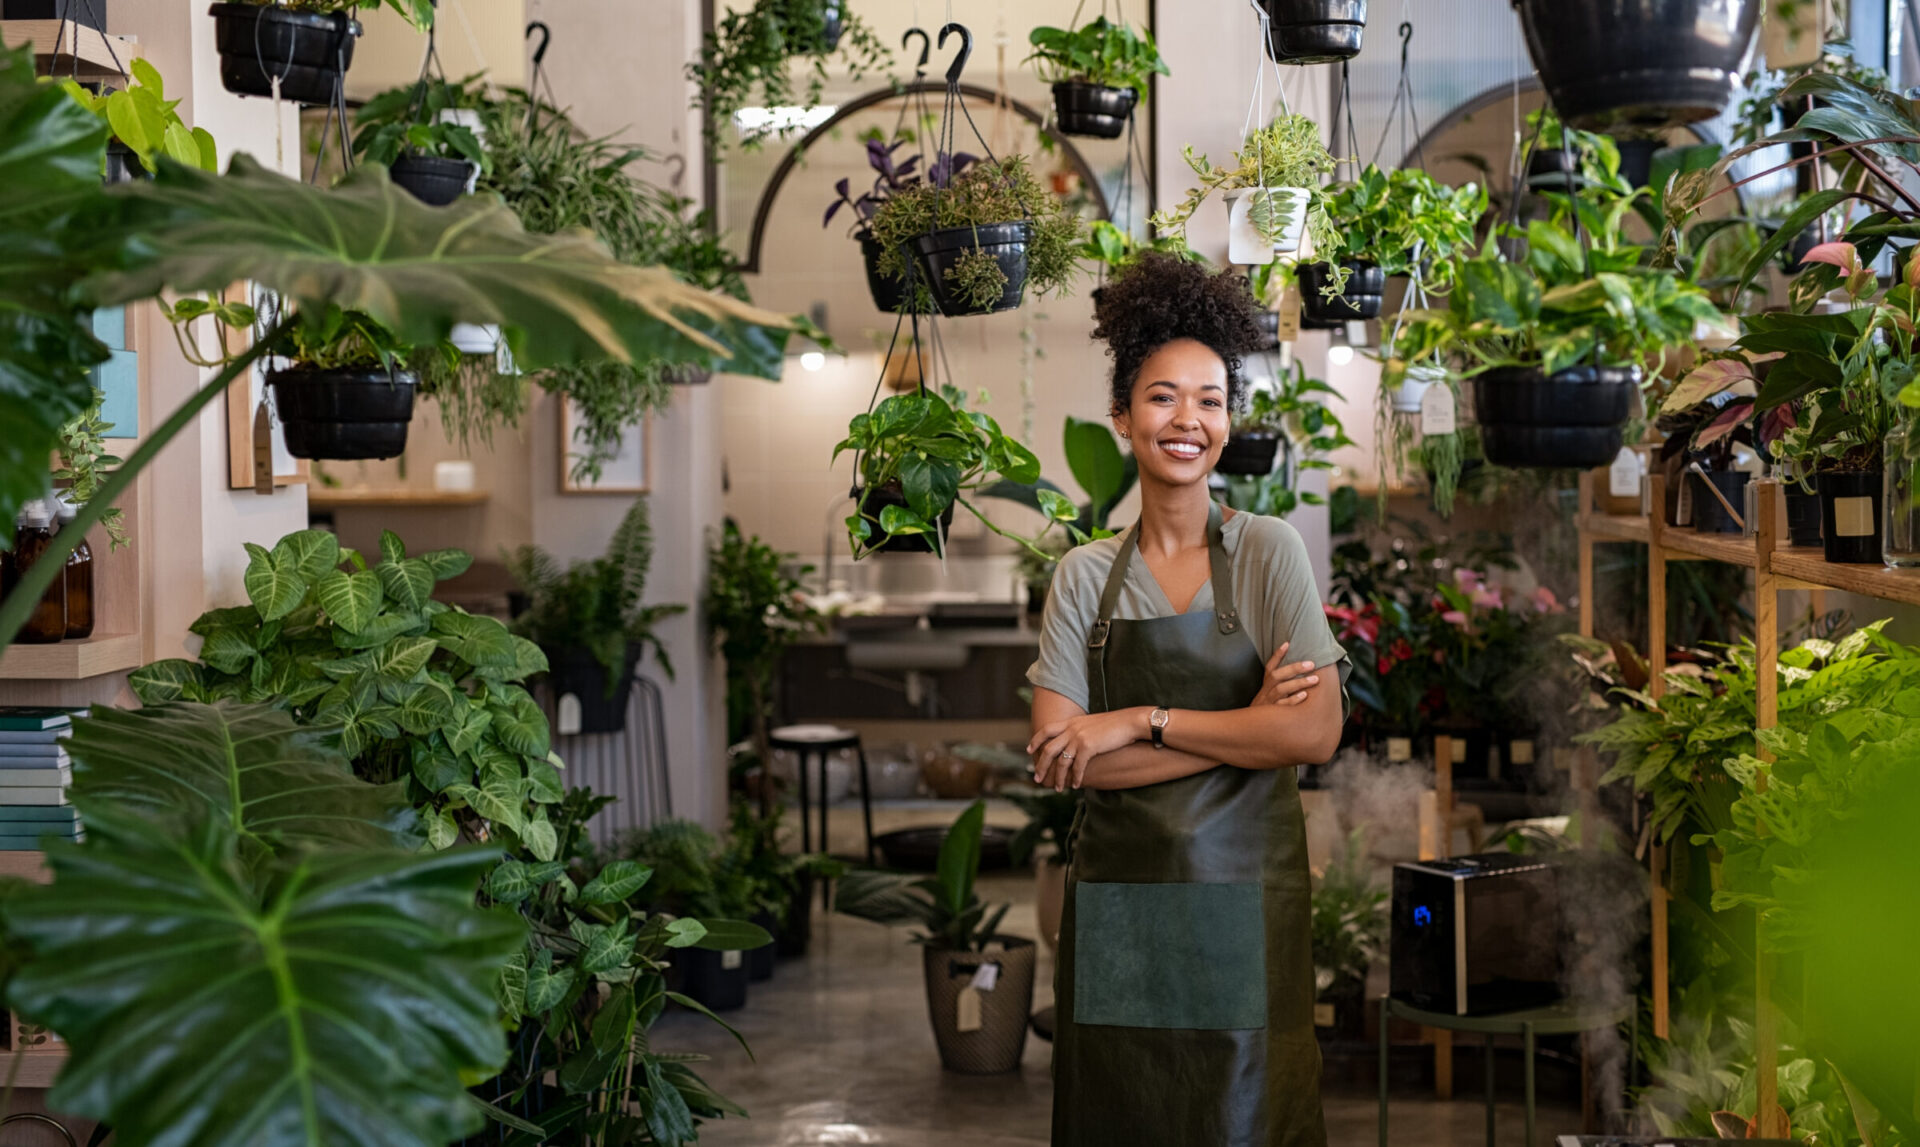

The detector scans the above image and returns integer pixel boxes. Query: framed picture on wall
[559,400,649,494]
[223,283,309,490]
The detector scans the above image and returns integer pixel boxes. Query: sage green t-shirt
[1026,511,1350,714]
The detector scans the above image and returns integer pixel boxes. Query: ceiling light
[800,351,826,372]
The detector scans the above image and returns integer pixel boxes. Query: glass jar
[1886,415,1920,568]
[57,498,93,639]
[13,500,66,644]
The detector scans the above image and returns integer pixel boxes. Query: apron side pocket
[1072,881,1267,1030]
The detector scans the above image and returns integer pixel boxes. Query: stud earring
[1120,431,1130,440]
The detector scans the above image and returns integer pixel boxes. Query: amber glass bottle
[57,498,93,640]
[14,500,66,644]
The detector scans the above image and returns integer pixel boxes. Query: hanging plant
[824,133,975,313]
[1152,113,1343,270]
[351,76,490,206]
[58,59,217,183]
[865,155,1085,316]
[1514,0,1760,131]
[1259,0,1368,65]
[209,0,431,105]
[692,0,892,155]
[1025,16,1168,140]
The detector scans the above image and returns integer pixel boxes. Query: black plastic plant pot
[858,231,916,314]
[541,644,637,735]
[1254,310,1282,350]
[1514,0,1761,131]
[1474,364,1637,469]
[210,3,361,105]
[1524,147,1583,191]
[1436,726,1493,780]
[1052,82,1138,139]
[1299,260,1384,323]
[857,483,956,554]
[269,367,415,461]
[677,946,749,1012]
[1785,487,1823,548]
[1260,0,1368,64]
[913,222,1032,317]
[1818,469,1884,565]
[748,909,778,982]
[1690,469,1751,534]
[103,140,150,186]
[1216,431,1281,477]
[388,154,472,206]
[1611,135,1661,189]
[777,872,813,958]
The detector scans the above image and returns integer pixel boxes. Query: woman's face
[1113,337,1231,489]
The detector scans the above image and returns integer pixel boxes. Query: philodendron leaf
[3,823,524,1147]
[242,542,307,622]
[81,156,798,379]
[313,568,383,633]
[376,557,435,613]
[65,702,416,865]
[579,859,651,905]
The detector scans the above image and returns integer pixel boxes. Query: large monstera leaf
[80,155,794,377]
[63,702,417,867]
[4,819,524,1147]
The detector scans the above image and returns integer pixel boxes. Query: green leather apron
[1052,505,1326,1147]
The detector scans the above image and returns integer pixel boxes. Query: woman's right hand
[1252,641,1321,708]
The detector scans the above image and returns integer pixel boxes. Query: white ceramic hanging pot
[449,322,501,355]
[1224,186,1311,264]
[1394,363,1446,414]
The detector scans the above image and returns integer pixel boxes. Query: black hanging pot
[103,140,150,186]
[913,222,1032,317]
[1690,469,1750,534]
[855,482,956,554]
[1473,364,1638,469]
[1217,431,1281,476]
[677,946,750,1012]
[858,231,917,314]
[1260,0,1368,64]
[1299,260,1384,323]
[269,367,415,460]
[1785,486,1823,548]
[1524,147,1583,191]
[1513,0,1761,131]
[1254,310,1282,351]
[387,154,472,206]
[1051,82,1138,139]
[540,644,637,735]
[209,3,361,106]
[1817,468,1884,564]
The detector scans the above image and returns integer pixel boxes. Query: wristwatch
[1149,706,1171,749]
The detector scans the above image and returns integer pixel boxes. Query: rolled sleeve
[1025,548,1098,712]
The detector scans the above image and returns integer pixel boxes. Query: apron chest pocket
[1072,881,1267,1030]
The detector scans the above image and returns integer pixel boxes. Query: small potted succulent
[1153,113,1342,268]
[1309,163,1486,323]
[1024,16,1169,140]
[865,155,1084,317]
[60,59,218,183]
[825,134,974,313]
[691,0,891,154]
[209,0,431,105]
[351,80,489,206]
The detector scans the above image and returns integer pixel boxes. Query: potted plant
[836,384,1072,559]
[835,800,1036,1074]
[506,499,683,734]
[1259,0,1369,64]
[1311,828,1387,1043]
[865,154,1084,317]
[707,521,823,812]
[691,0,891,154]
[1218,361,1353,513]
[351,79,489,206]
[208,0,431,105]
[1514,0,1760,131]
[1024,16,1168,140]
[1153,113,1342,268]
[59,59,217,183]
[824,133,973,313]
[614,819,762,1012]
[267,304,419,460]
[1004,785,1079,954]
[1310,163,1486,323]
[1245,261,1285,346]
[1663,387,1757,535]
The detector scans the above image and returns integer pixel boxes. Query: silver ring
[1061,752,1075,760]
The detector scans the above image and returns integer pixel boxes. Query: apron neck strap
[1090,502,1240,649]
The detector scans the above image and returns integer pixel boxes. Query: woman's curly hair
[1091,252,1266,415]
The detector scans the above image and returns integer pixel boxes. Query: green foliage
[865,154,1085,305]
[351,71,490,170]
[1077,220,1201,273]
[53,388,126,548]
[59,58,217,175]
[833,800,1012,952]
[1311,828,1388,993]
[506,498,684,688]
[1221,362,1353,517]
[691,0,892,154]
[1324,164,1486,290]
[1025,16,1169,101]
[706,521,821,748]
[835,384,1068,560]
[356,119,487,169]
[1151,114,1343,266]
[1,701,523,1147]
[981,415,1137,544]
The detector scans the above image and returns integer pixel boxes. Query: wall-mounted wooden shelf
[0,632,143,681]
[308,489,490,509]
[0,1045,66,1089]
[1,19,141,80]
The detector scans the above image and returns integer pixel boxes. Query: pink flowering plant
[1426,567,1568,729]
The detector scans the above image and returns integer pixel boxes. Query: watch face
[1151,709,1169,729]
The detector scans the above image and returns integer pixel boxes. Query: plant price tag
[721,949,743,971]
[1276,286,1302,344]
[968,962,1000,992]
[1313,1002,1335,1028]
[1419,384,1456,437]
[1387,737,1412,763]
[1609,447,1642,497]
[956,987,983,1033]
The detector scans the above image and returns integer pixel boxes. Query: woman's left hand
[1029,709,1144,791]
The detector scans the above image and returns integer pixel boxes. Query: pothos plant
[836,384,1075,560]
[351,72,490,171]
[1323,164,1486,290]
[53,388,126,548]
[1024,15,1169,101]
[1219,361,1353,517]
[691,0,892,154]
[1151,114,1344,287]
[59,57,217,175]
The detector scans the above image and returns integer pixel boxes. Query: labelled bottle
[57,497,93,639]
[13,500,66,644]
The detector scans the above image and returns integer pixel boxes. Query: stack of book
[0,708,84,850]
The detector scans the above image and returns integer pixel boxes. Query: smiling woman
[1027,252,1349,1147]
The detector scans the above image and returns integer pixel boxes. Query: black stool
[769,725,875,868]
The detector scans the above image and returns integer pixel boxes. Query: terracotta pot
[920,752,988,799]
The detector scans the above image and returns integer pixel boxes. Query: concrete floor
[653,804,1585,1146]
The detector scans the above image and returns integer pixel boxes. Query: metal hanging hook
[902,27,931,76]
[526,21,551,66]
[1398,21,1413,69]
[937,22,973,86]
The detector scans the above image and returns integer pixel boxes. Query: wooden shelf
[0,1046,65,1089]
[1576,513,1650,543]
[1658,528,1759,567]
[1,19,140,79]
[308,489,489,509]
[1771,546,1920,607]
[0,633,143,681]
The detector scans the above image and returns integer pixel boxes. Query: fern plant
[506,498,685,688]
